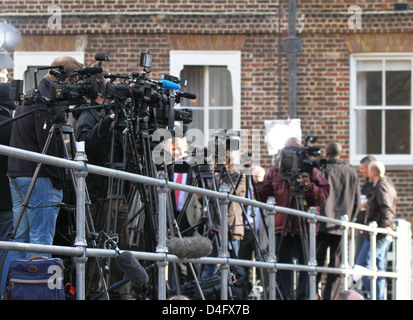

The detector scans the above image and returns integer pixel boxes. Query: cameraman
[1,56,83,298]
[0,84,14,271]
[74,73,116,203]
[257,137,330,300]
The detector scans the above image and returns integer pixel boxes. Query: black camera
[102,52,195,135]
[49,75,104,104]
[278,132,325,181]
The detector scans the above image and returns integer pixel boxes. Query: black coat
[75,102,117,201]
[0,106,12,210]
[7,77,62,189]
[319,158,360,235]
[366,176,397,238]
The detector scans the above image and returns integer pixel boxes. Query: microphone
[36,65,64,71]
[160,79,180,90]
[104,72,130,80]
[166,235,213,259]
[177,90,196,100]
[116,251,149,290]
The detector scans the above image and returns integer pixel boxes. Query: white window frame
[170,50,241,140]
[13,51,85,90]
[349,52,413,167]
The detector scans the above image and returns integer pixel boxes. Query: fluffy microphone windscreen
[116,251,149,290]
[166,235,213,259]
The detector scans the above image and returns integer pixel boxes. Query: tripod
[110,114,206,299]
[275,178,311,300]
[230,165,270,300]
[177,163,223,255]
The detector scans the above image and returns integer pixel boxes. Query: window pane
[209,109,232,131]
[386,70,411,105]
[357,71,382,106]
[180,66,204,107]
[24,67,48,91]
[184,108,204,135]
[356,109,382,154]
[209,66,233,107]
[386,110,411,154]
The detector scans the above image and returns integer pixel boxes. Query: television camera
[278,132,326,182]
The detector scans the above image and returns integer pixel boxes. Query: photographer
[257,137,330,300]
[74,73,116,203]
[74,74,134,298]
[0,84,14,271]
[1,56,83,298]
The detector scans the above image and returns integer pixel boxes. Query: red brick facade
[2,0,413,221]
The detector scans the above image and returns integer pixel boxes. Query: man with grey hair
[356,160,397,300]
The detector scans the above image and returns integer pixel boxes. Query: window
[13,51,85,91]
[350,54,413,166]
[170,51,241,144]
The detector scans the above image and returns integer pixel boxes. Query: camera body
[49,76,103,104]
[278,133,326,181]
[10,51,195,132]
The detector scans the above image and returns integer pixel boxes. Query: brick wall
[2,0,413,219]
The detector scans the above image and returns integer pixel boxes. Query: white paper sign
[264,119,302,155]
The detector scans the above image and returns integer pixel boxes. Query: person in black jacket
[0,83,14,273]
[74,74,134,298]
[316,142,360,300]
[1,56,83,298]
[74,74,116,204]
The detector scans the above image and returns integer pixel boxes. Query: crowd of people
[0,55,399,300]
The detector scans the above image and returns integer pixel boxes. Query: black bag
[5,254,65,300]
[179,274,221,300]
[177,265,247,300]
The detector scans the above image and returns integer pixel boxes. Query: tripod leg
[56,126,111,300]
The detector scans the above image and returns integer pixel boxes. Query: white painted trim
[13,51,85,88]
[170,50,241,131]
[349,53,413,167]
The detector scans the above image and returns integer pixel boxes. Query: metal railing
[0,144,411,300]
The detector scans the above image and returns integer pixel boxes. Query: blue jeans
[356,237,392,300]
[0,177,62,298]
[0,209,13,287]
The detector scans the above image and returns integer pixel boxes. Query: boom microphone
[177,90,196,100]
[116,251,149,290]
[104,72,130,80]
[166,235,213,259]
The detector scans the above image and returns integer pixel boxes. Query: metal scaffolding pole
[73,150,88,300]
[0,144,409,300]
